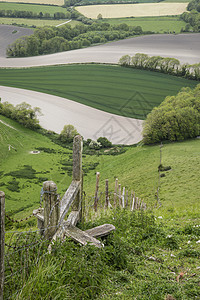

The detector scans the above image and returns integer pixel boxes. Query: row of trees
[119,53,200,80]
[0,9,71,20]
[7,23,144,57]
[142,84,200,144]
[0,101,41,129]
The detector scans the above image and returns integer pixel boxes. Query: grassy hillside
[0,64,198,119]
[0,115,72,216]
[2,115,200,300]
[1,114,200,223]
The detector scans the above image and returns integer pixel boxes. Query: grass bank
[0,64,198,119]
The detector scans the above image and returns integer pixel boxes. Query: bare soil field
[0,86,143,145]
[0,0,64,5]
[76,3,188,19]
[0,33,199,66]
[0,24,33,57]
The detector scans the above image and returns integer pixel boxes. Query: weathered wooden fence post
[0,191,5,300]
[114,178,118,208]
[72,135,83,212]
[43,181,59,240]
[118,184,121,207]
[105,179,109,208]
[94,172,100,212]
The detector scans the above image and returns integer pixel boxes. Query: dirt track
[0,86,143,145]
[0,33,200,66]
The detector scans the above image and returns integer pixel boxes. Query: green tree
[60,125,79,142]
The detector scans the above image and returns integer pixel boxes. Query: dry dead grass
[1,0,64,5]
[76,3,188,19]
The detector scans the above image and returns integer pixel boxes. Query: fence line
[1,134,148,299]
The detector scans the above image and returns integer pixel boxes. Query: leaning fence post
[94,172,100,212]
[72,135,83,212]
[43,181,59,240]
[0,191,5,300]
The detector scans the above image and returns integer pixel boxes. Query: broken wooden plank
[67,210,81,227]
[59,180,81,225]
[33,208,44,222]
[63,224,103,248]
[84,224,115,238]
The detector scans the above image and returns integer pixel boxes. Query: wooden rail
[34,135,115,248]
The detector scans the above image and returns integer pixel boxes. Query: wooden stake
[43,181,59,240]
[131,192,135,211]
[114,178,118,208]
[118,184,121,207]
[105,179,109,209]
[122,187,125,208]
[126,190,129,208]
[94,172,100,212]
[72,135,83,211]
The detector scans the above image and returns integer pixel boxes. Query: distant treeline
[119,53,200,81]
[180,0,200,32]
[7,23,145,57]
[0,9,71,20]
[63,0,162,6]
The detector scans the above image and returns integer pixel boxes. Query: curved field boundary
[0,86,143,145]
[0,33,199,67]
[76,3,188,19]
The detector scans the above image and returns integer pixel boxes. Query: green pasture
[100,16,186,33]
[0,17,79,27]
[0,2,66,14]
[1,114,200,222]
[84,139,200,221]
[0,64,198,119]
[0,115,73,216]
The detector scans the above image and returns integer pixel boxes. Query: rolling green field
[1,114,200,222]
[0,2,66,14]
[0,64,198,119]
[100,16,186,33]
[0,17,78,27]
[0,115,72,216]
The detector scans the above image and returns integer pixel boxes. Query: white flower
[187,240,191,244]
[158,216,163,219]
[167,235,172,238]
[196,240,200,244]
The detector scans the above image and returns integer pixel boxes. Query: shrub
[143,84,200,144]
[97,137,112,148]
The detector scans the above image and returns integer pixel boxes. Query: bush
[143,84,200,144]
[97,137,112,148]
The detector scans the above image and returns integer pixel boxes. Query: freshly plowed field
[76,3,188,19]
[0,25,33,57]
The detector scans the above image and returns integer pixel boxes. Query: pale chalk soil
[0,86,143,145]
[0,33,200,67]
